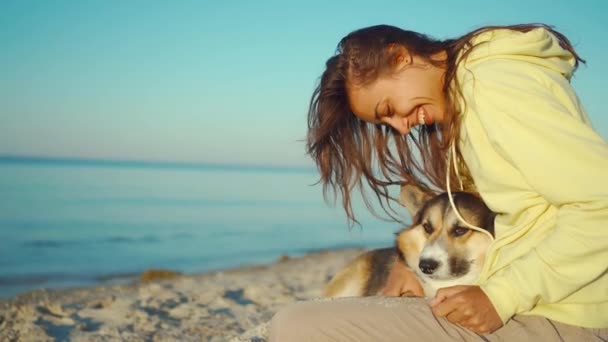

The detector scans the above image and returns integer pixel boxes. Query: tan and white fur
[324,184,495,298]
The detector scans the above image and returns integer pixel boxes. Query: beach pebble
[230,322,269,342]
[86,295,116,309]
[37,302,73,317]
[168,304,191,319]
[49,315,77,326]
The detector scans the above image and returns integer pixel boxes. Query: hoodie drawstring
[446,143,494,241]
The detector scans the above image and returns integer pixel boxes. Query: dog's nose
[419,259,439,274]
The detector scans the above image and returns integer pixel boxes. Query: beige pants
[269,297,607,341]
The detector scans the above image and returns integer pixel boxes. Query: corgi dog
[324,184,495,298]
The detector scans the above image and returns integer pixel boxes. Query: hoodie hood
[459,27,577,80]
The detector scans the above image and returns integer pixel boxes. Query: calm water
[0,158,404,298]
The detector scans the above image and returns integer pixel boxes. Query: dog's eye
[422,222,433,234]
[452,227,469,237]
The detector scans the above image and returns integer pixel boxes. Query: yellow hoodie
[455,28,608,328]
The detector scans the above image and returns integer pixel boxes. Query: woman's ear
[399,183,433,217]
[390,45,412,70]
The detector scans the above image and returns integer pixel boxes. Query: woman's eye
[422,222,433,234]
[452,227,469,237]
[386,106,394,118]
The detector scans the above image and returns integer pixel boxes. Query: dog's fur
[324,184,495,298]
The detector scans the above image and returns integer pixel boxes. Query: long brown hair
[306,23,584,225]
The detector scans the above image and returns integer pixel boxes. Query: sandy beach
[0,248,366,341]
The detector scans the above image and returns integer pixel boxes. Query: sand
[0,248,366,341]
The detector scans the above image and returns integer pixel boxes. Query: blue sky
[1,0,606,166]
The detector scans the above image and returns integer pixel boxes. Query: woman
[269,24,608,341]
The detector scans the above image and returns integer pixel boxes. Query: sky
[1,0,607,167]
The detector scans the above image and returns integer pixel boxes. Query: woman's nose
[383,115,413,135]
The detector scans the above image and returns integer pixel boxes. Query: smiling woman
[305,26,480,226]
[270,23,608,341]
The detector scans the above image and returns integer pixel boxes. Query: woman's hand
[430,285,503,334]
[381,259,424,297]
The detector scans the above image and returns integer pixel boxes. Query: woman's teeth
[418,109,426,125]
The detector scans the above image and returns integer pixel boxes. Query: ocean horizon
[0,156,404,298]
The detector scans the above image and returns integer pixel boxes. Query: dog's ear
[400,183,433,217]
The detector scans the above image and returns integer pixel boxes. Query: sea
[0,157,405,298]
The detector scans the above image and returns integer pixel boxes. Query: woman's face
[347,53,447,135]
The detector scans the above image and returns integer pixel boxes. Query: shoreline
[0,243,379,301]
[0,247,367,341]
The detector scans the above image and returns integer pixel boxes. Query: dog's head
[396,184,495,283]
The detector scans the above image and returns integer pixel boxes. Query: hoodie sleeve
[464,58,608,323]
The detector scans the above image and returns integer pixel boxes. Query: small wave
[62,197,321,208]
[22,234,189,248]
[104,235,160,243]
[0,270,140,290]
[0,274,51,286]
[22,240,77,248]
[94,271,140,282]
